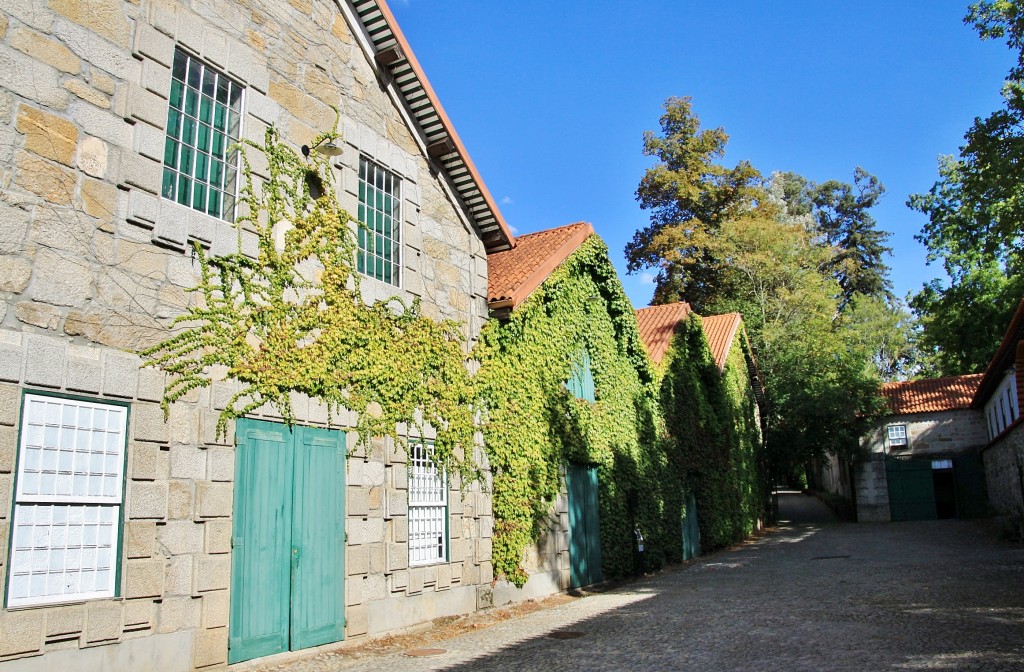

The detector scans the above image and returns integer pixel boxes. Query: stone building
[847,374,988,522]
[0,0,513,669]
[976,297,1024,521]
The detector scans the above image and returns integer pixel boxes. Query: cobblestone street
[238,494,1024,672]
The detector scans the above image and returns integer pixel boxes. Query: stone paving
[238,493,1024,671]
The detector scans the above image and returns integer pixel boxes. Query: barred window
[6,395,128,608]
[357,157,401,286]
[162,49,243,221]
[409,442,446,566]
[887,424,907,448]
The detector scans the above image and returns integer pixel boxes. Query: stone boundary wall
[854,453,890,522]
[492,487,571,606]
[862,409,988,458]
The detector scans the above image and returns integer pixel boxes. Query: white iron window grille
[887,424,908,448]
[162,49,243,221]
[409,442,446,566]
[357,157,402,286]
[7,395,128,608]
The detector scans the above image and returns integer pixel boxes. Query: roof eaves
[972,297,1024,407]
[353,0,516,253]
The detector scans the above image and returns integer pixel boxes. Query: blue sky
[389,1,1017,309]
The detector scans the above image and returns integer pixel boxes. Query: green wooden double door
[229,419,346,664]
[566,463,603,588]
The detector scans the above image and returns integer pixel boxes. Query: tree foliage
[907,1,1024,372]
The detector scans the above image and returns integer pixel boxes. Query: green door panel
[229,419,294,664]
[567,463,603,588]
[230,420,346,664]
[290,426,346,650]
[682,492,701,561]
[954,454,988,518]
[886,457,937,521]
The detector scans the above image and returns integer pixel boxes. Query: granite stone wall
[0,0,493,669]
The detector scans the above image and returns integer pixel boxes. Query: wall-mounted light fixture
[301,138,344,158]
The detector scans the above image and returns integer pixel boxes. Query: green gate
[681,492,701,560]
[566,463,603,588]
[953,453,988,518]
[229,419,346,664]
[886,456,937,521]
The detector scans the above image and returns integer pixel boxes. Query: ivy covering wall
[659,314,766,552]
[473,236,669,586]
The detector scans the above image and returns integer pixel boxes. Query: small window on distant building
[887,424,908,448]
[408,442,446,566]
[162,49,243,221]
[6,394,128,608]
[357,157,401,286]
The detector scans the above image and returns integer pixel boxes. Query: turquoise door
[230,419,346,664]
[681,492,701,560]
[567,463,603,588]
[885,456,937,521]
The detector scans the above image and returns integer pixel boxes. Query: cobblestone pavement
[242,494,1024,672]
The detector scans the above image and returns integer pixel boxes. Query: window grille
[887,424,907,448]
[7,395,127,608]
[162,49,243,221]
[408,442,446,566]
[357,157,401,286]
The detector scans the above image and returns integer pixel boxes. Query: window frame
[4,391,130,609]
[356,156,403,287]
[161,48,244,223]
[886,424,908,449]
[407,441,448,567]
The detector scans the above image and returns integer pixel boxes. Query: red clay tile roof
[487,222,594,309]
[884,373,984,415]
[702,313,743,373]
[634,302,693,366]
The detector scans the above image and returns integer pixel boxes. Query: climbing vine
[660,314,766,552]
[474,236,668,586]
[141,125,480,481]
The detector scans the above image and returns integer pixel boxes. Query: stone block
[127,188,160,227]
[14,150,76,205]
[0,343,24,384]
[0,43,68,110]
[348,487,370,517]
[391,516,408,543]
[479,515,494,539]
[31,247,94,308]
[70,100,131,150]
[16,103,78,166]
[136,118,165,164]
[0,201,31,255]
[92,71,116,96]
[157,520,205,555]
[0,426,16,472]
[134,22,174,66]
[24,335,66,388]
[0,383,20,426]
[50,0,131,48]
[121,152,163,195]
[165,554,193,595]
[46,605,85,637]
[128,481,168,520]
[157,596,200,634]
[124,520,155,560]
[0,609,44,655]
[195,554,230,593]
[406,567,423,596]
[196,481,232,518]
[202,590,230,629]
[368,542,384,574]
[131,442,165,482]
[63,354,103,394]
[102,351,140,399]
[154,210,188,250]
[0,474,10,515]
[170,445,207,480]
[15,301,64,329]
[347,544,369,576]
[391,463,409,490]
[123,599,154,629]
[202,27,229,69]
[385,542,408,572]
[85,600,122,643]
[207,448,233,482]
[385,488,408,519]
[436,563,452,590]
[192,626,226,667]
[205,519,232,554]
[347,517,384,546]
[134,403,170,443]
[346,604,368,637]
[78,136,111,180]
[125,558,165,598]
[137,367,166,403]
[64,79,110,109]
[168,479,193,519]
[364,574,387,601]
[346,577,363,606]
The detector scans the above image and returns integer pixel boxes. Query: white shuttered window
[409,443,447,566]
[6,395,128,608]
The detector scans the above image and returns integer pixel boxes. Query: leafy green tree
[810,168,893,308]
[626,97,763,311]
[908,1,1024,367]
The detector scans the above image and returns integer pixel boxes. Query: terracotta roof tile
[702,313,743,372]
[634,302,692,365]
[487,222,593,308]
[883,373,984,415]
